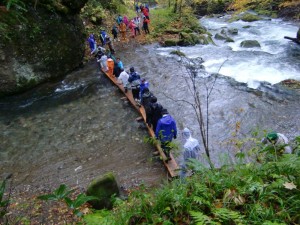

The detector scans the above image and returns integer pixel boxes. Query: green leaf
[73,194,98,209]
[37,194,59,201]
[64,197,74,209]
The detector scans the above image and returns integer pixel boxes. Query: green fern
[190,211,216,225]
[213,208,245,224]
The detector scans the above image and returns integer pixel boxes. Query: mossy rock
[163,39,178,47]
[215,33,227,40]
[243,25,251,29]
[241,13,261,22]
[228,28,238,35]
[225,37,234,42]
[170,50,185,57]
[86,172,120,210]
[0,3,87,96]
[178,32,200,46]
[240,40,261,48]
[199,34,214,45]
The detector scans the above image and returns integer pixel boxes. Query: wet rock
[228,28,238,35]
[240,40,261,48]
[215,33,227,40]
[0,2,87,96]
[215,31,234,43]
[86,172,120,209]
[241,13,261,22]
[178,32,213,46]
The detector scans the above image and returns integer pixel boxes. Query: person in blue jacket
[99,29,107,46]
[139,78,149,101]
[87,34,96,54]
[155,108,177,162]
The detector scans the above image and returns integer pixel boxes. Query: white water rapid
[156,14,300,89]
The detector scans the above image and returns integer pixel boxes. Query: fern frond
[190,211,216,225]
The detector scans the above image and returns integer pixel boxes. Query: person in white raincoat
[180,128,201,179]
[261,132,292,154]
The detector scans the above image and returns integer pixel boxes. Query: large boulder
[86,172,120,210]
[0,1,87,96]
[178,32,213,46]
[240,40,261,48]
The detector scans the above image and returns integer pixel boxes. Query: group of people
[114,8,150,40]
[87,31,115,56]
[88,22,295,180]
[88,37,204,179]
[115,60,203,180]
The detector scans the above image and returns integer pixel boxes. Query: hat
[161,108,168,115]
[150,96,157,103]
[182,128,191,139]
[266,132,278,141]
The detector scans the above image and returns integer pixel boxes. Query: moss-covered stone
[86,172,120,210]
[170,50,185,57]
[241,13,261,22]
[178,32,199,46]
[228,28,238,35]
[215,33,227,40]
[163,39,178,47]
[240,40,261,48]
[0,1,87,96]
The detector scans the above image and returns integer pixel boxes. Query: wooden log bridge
[101,63,179,178]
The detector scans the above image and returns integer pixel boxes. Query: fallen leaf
[283,182,297,190]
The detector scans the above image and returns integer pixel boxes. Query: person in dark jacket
[141,87,154,122]
[111,25,119,42]
[155,108,177,162]
[128,67,141,101]
[142,17,150,34]
[114,57,124,77]
[149,96,163,132]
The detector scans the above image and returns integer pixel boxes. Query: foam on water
[156,15,300,88]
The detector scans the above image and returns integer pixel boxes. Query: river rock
[215,32,234,42]
[228,28,238,35]
[241,13,261,22]
[178,32,213,46]
[86,172,120,209]
[215,33,227,40]
[0,1,88,96]
[240,40,261,48]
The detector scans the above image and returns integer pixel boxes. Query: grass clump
[84,136,300,224]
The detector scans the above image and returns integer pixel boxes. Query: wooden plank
[101,66,179,177]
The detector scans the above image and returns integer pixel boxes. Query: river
[0,14,299,193]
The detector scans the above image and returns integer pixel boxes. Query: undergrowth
[84,137,300,225]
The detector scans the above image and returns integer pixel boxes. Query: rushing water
[156,14,300,89]
[0,15,299,192]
